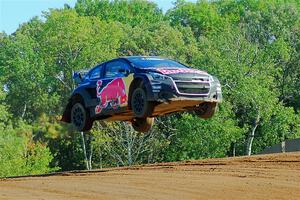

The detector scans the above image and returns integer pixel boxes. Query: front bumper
[146,74,222,103]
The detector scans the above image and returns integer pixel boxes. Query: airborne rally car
[61,56,222,132]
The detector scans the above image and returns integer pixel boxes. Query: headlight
[149,72,169,81]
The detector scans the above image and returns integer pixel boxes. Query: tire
[131,86,154,118]
[194,102,217,119]
[71,102,93,131]
[131,117,154,133]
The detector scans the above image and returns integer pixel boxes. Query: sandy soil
[1,152,300,200]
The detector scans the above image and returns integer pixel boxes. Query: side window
[90,65,102,79]
[105,60,131,78]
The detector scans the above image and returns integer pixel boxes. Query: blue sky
[0,0,197,35]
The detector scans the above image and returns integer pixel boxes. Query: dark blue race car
[61,56,222,132]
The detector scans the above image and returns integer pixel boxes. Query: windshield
[128,57,187,69]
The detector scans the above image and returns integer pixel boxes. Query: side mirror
[73,72,81,85]
[73,69,89,86]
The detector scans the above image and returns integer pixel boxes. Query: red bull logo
[95,78,127,114]
[156,68,207,75]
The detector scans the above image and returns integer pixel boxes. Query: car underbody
[97,99,214,122]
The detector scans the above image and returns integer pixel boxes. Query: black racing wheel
[194,102,218,119]
[131,117,154,133]
[131,86,154,118]
[71,102,93,131]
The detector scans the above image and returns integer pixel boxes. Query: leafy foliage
[0,123,55,177]
[75,0,164,26]
[165,104,243,160]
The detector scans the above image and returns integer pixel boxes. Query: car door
[82,65,103,113]
[94,59,134,115]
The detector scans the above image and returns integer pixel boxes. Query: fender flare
[71,88,92,108]
[61,89,92,123]
[132,74,155,100]
[127,74,155,111]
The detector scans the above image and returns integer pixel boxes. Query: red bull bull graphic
[95,78,127,114]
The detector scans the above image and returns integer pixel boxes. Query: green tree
[1,0,300,174]
[32,114,86,171]
[165,103,243,161]
[119,22,199,64]
[91,121,169,167]
[39,9,125,106]
[167,0,225,37]
[0,122,54,177]
[253,105,300,154]
[0,19,58,121]
[0,84,10,130]
[75,0,164,27]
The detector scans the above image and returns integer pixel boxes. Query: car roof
[88,56,170,72]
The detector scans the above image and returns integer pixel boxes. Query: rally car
[61,56,222,132]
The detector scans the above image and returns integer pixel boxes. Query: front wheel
[131,87,154,118]
[71,103,93,131]
[194,102,218,119]
[131,117,154,133]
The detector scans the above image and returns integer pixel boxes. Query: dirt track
[1,153,300,200]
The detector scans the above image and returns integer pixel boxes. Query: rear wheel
[194,102,217,119]
[131,117,154,133]
[71,102,93,131]
[131,86,154,118]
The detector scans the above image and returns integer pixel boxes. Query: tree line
[0,0,299,177]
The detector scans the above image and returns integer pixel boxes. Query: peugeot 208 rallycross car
[61,56,222,132]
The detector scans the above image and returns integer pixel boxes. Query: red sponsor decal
[156,68,207,75]
[95,78,127,114]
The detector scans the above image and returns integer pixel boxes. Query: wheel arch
[128,77,143,110]
[128,74,153,110]
[61,92,87,123]
[71,93,85,105]
[70,94,94,131]
[71,88,92,108]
